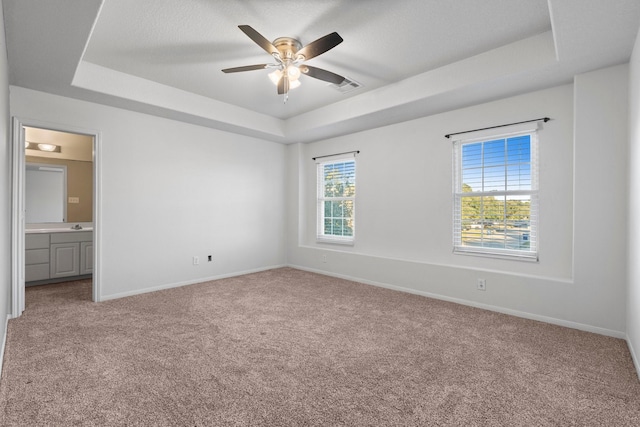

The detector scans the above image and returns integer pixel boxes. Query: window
[317,158,356,244]
[453,127,538,260]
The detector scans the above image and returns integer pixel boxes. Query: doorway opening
[11,118,101,316]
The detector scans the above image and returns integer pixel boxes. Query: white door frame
[11,117,102,316]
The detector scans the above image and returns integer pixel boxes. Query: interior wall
[25,156,93,222]
[0,0,11,373]
[10,86,287,300]
[627,28,640,376]
[572,64,629,334]
[288,65,629,336]
[300,85,574,279]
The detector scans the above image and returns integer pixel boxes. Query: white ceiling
[3,0,640,144]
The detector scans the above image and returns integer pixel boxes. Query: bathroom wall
[25,155,93,222]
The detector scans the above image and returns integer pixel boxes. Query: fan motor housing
[273,37,302,59]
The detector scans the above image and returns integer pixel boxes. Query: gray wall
[0,0,12,373]
[10,86,287,300]
[627,27,640,376]
[288,65,630,338]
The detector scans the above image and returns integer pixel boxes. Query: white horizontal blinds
[317,157,356,244]
[453,123,538,259]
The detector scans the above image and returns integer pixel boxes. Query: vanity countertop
[26,224,93,234]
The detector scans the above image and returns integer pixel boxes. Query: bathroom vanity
[25,225,93,285]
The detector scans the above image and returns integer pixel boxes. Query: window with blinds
[317,158,356,244]
[453,127,538,260]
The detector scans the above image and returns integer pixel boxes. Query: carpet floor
[0,267,639,426]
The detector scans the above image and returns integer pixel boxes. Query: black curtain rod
[312,150,360,161]
[444,117,550,139]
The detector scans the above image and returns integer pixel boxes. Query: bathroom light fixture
[37,143,59,152]
[25,141,61,153]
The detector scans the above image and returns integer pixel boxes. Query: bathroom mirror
[25,163,67,223]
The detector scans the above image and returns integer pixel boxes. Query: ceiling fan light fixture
[289,79,301,90]
[268,69,282,85]
[268,69,301,89]
[287,65,301,81]
[224,26,345,99]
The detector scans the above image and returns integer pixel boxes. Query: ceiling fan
[222,25,346,102]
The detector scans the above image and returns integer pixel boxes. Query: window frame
[316,157,356,245]
[452,125,539,261]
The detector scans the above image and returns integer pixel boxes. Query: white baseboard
[627,336,640,381]
[100,264,287,301]
[0,314,10,381]
[289,264,626,340]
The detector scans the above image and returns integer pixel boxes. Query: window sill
[454,247,538,262]
[316,237,355,246]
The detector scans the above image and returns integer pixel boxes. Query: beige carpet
[0,267,639,426]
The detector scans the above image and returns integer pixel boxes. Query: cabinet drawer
[26,233,49,249]
[50,231,92,244]
[26,248,49,265]
[26,263,50,282]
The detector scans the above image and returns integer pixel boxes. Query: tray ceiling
[3,0,640,143]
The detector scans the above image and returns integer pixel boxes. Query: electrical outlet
[193,256,199,265]
[322,254,327,263]
[207,255,212,262]
[477,279,486,291]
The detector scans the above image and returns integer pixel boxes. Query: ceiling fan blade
[238,25,279,57]
[296,32,343,61]
[299,65,346,85]
[222,64,269,73]
[277,74,289,95]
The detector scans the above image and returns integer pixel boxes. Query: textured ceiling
[3,0,640,143]
[82,0,552,119]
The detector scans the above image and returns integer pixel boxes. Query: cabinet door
[80,242,93,275]
[50,243,80,278]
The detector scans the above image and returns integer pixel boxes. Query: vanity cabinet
[50,232,92,279]
[25,234,50,282]
[26,231,93,283]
